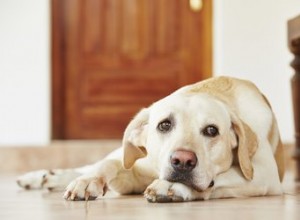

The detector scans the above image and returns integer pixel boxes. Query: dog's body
[17,76,284,202]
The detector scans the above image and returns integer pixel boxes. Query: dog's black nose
[170,150,197,172]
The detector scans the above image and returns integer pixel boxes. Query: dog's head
[122,93,257,192]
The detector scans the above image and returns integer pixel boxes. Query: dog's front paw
[63,176,108,201]
[144,179,201,203]
[144,179,184,203]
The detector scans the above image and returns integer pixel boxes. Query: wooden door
[52,0,212,139]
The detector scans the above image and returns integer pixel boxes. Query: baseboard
[0,140,121,173]
[0,141,296,175]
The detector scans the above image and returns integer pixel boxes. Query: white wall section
[0,0,50,146]
[213,0,300,142]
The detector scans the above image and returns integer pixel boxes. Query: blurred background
[0,0,300,172]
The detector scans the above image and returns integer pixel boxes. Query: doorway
[52,0,212,139]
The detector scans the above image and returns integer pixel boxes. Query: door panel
[52,0,212,139]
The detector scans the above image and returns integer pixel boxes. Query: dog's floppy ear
[122,108,149,169]
[231,114,258,180]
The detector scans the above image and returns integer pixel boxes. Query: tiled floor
[0,172,299,220]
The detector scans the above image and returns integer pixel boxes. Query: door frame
[52,0,65,139]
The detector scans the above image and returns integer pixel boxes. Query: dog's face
[123,93,257,193]
[146,94,236,192]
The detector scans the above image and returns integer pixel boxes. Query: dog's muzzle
[166,150,214,191]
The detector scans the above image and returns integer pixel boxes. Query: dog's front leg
[64,158,156,201]
[63,159,123,201]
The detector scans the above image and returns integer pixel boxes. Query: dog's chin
[164,172,214,193]
[166,178,211,192]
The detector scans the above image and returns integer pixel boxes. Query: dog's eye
[202,125,219,137]
[157,120,172,133]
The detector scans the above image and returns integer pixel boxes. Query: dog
[17,76,284,202]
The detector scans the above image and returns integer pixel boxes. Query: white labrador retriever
[17,76,284,202]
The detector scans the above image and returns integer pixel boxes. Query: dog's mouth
[165,172,214,192]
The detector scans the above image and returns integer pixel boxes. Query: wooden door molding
[52,0,65,139]
[51,0,212,139]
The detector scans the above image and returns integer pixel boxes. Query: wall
[0,0,50,146]
[213,0,300,142]
[0,0,299,146]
